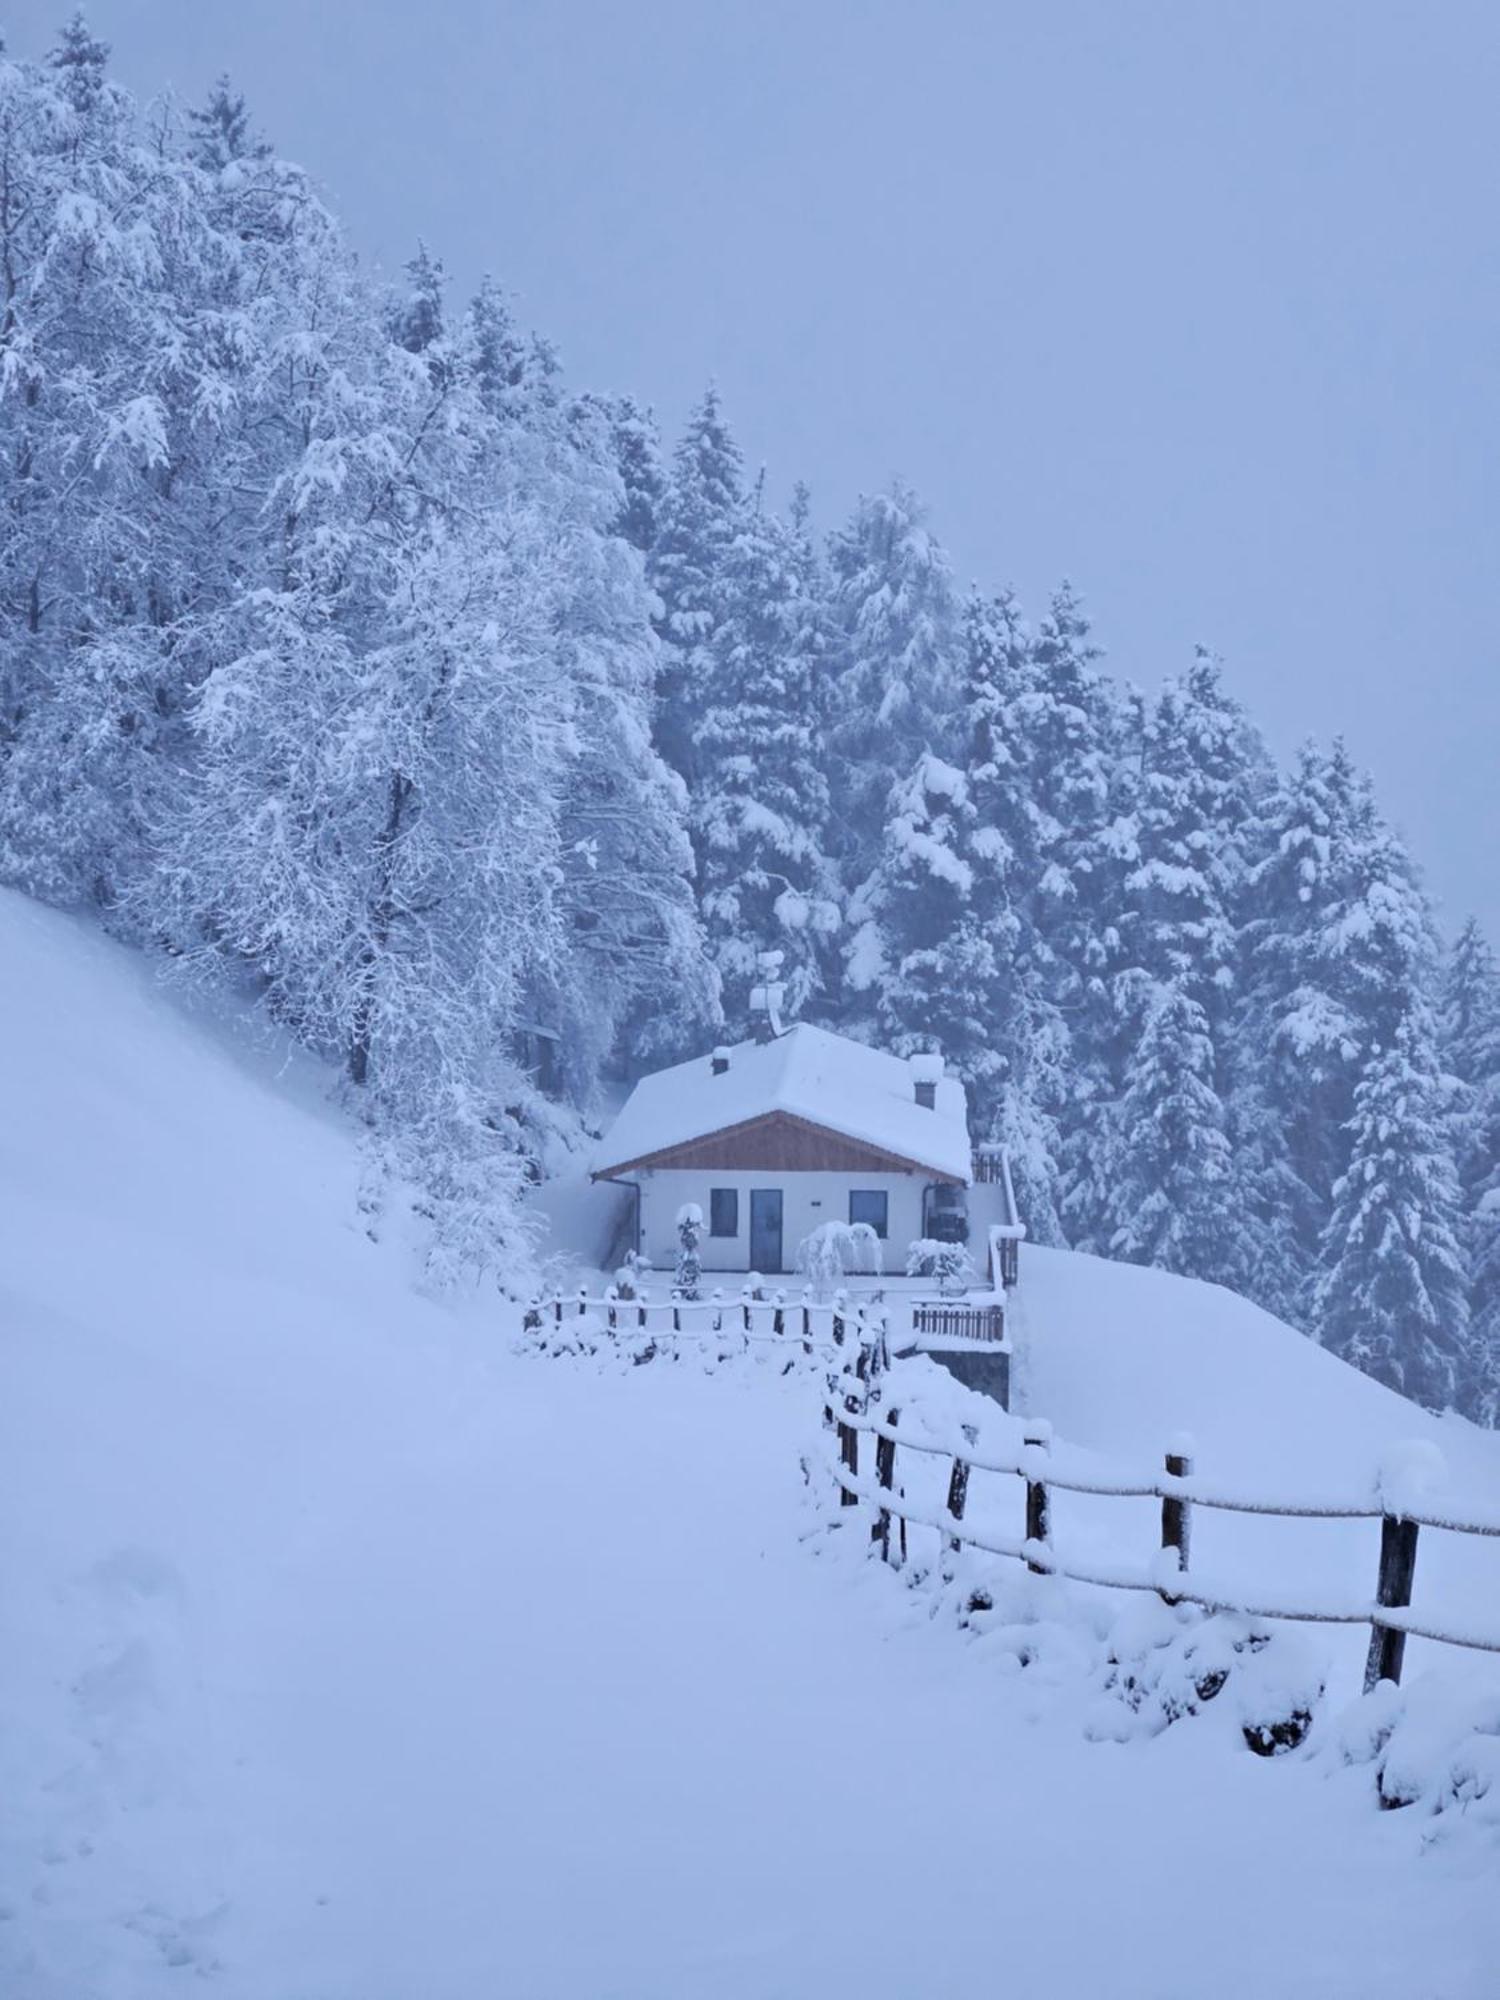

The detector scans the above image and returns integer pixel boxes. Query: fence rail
[826,1379,1500,1692]
[911,1300,1007,1345]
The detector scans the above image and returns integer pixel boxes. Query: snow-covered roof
[595,1024,971,1182]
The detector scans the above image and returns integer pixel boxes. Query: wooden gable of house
[600,1109,964,1183]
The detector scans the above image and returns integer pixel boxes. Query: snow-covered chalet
[592,967,982,1278]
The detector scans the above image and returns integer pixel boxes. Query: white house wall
[634,1167,935,1279]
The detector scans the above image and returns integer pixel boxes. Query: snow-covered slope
[3,890,1497,1999]
[1011,1244,1500,1682]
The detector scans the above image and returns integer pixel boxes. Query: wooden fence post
[577,1287,588,1319]
[553,1294,563,1329]
[1159,1436,1194,1602]
[773,1291,785,1339]
[605,1290,619,1333]
[742,1288,753,1334]
[637,1293,649,1335]
[1022,1421,1052,1574]
[523,1298,542,1335]
[1364,1514,1421,1691]
[874,1408,901,1562]
[837,1410,859,1506]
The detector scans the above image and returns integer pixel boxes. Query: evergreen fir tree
[851,748,980,1060]
[690,499,838,1017]
[955,587,1067,1238]
[1102,651,1266,1282]
[186,73,269,170]
[1020,583,1128,1249]
[1109,988,1247,1285]
[1237,741,1438,1325]
[825,481,959,894]
[1314,1011,1471,1410]
[1441,918,1500,1422]
[597,393,667,554]
[649,385,743,784]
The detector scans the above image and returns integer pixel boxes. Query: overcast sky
[16,1,1497,941]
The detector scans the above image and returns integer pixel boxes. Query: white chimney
[909,1051,943,1108]
[749,950,787,1041]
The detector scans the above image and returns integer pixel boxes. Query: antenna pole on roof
[748,949,787,1042]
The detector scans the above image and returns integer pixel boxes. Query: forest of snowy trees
[1,20,1495,1419]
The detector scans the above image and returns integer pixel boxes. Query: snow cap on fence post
[1374,1441,1447,1520]
[1021,1420,1052,1574]
[1159,1431,1196,1600]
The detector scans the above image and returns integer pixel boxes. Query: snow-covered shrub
[905,1238,975,1294]
[1321,1666,1500,1838]
[796,1220,882,1297]
[675,1203,703,1300]
[1084,1600,1325,1753]
[612,1249,653,1300]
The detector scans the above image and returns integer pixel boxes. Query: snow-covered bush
[905,1238,975,1294]
[612,1249,653,1300]
[675,1202,703,1300]
[796,1220,882,1297]
[1084,1599,1325,1754]
[1320,1666,1500,1838]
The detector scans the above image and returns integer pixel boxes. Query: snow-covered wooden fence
[825,1355,1500,1693]
[910,1300,1006,1343]
[523,1285,888,1354]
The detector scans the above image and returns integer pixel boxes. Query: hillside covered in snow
[5,891,1500,1999]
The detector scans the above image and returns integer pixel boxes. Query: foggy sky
[15,0,1497,942]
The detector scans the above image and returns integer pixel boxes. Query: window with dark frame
[709,1188,739,1237]
[848,1189,888,1239]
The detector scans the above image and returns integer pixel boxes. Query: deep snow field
[4,889,1499,2000]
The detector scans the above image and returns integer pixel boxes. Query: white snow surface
[3,889,1499,1999]
[593,1019,971,1180]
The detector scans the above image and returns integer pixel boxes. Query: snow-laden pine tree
[649,385,744,785]
[1101,652,1267,1286]
[594,393,667,555]
[1110,988,1246,1282]
[1441,919,1500,1422]
[1236,741,1440,1326]
[1314,1011,1471,1410]
[847,588,1071,1239]
[850,748,979,1056]
[689,495,839,1017]
[953,587,1067,1238]
[1016,584,1130,1248]
[825,482,960,896]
